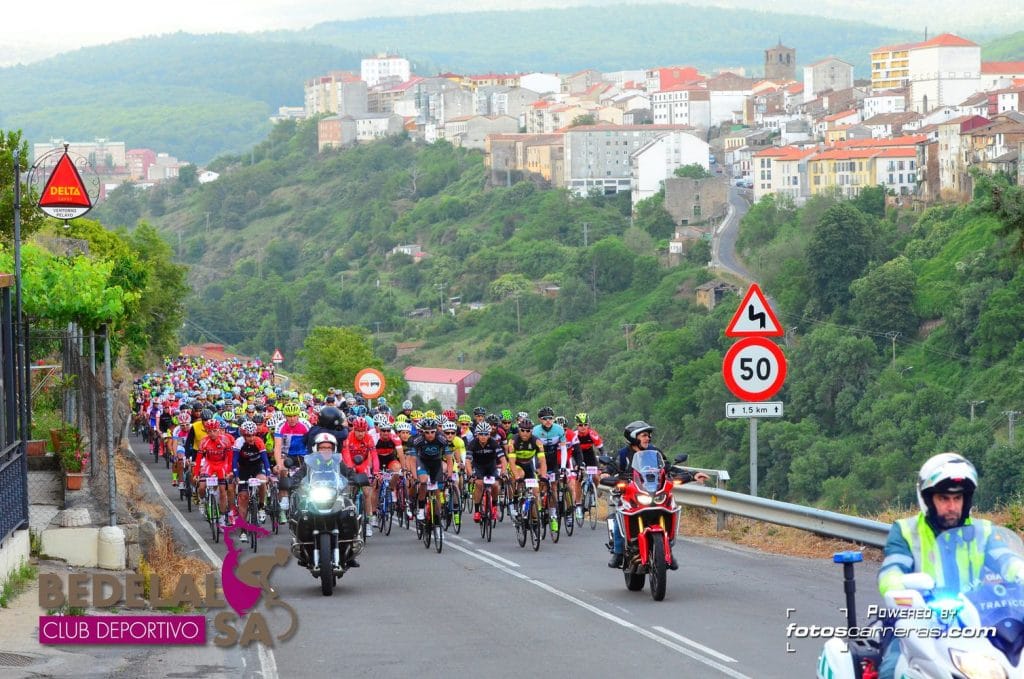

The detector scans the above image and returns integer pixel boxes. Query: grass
[45,604,88,616]
[0,560,38,607]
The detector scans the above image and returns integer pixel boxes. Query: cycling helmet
[537,406,555,419]
[441,419,458,433]
[252,414,265,425]
[575,412,589,425]
[204,418,221,431]
[351,417,369,432]
[394,421,412,433]
[318,406,344,430]
[377,397,388,406]
[442,409,457,422]
[177,412,191,425]
[554,416,567,427]
[351,405,367,417]
[402,400,413,410]
[268,413,286,429]
[394,414,408,423]
[423,410,437,420]
[623,420,654,446]
[472,407,487,416]
[500,409,514,422]
[313,432,338,450]
[374,414,392,430]
[240,420,258,436]
[517,411,528,421]
[201,408,214,422]
[410,410,423,421]
[486,414,501,427]
[222,410,236,422]
[917,453,977,525]
[457,414,472,424]
[281,402,301,417]
[518,418,534,431]
[419,417,439,432]
[473,422,492,437]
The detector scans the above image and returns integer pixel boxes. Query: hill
[982,31,1024,60]
[89,121,1024,511]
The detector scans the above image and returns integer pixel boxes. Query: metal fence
[0,282,28,547]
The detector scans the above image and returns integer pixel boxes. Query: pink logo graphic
[222,518,275,617]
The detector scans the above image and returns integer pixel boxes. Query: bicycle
[203,474,222,543]
[265,475,281,535]
[376,472,394,536]
[180,459,194,512]
[541,473,560,543]
[394,473,410,530]
[558,468,576,538]
[242,477,266,552]
[444,471,463,534]
[478,475,497,543]
[513,477,542,551]
[580,465,599,530]
[420,480,444,553]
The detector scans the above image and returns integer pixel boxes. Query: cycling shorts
[472,460,500,480]
[417,457,445,485]
[515,458,536,480]
[236,465,267,484]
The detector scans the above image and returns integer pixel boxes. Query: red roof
[754,146,817,161]
[785,83,804,94]
[872,147,917,158]
[982,61,1024,75]
[404,367,480,384]
[872,41,920,53]
[822,109,858,122]
[915,33,977,49]
[833,134,927,149]
[812,148,880,161]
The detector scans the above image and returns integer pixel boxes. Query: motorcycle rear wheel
[318,533,334,596]
[649,540,667,601]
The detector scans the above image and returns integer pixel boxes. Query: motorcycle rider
[292,432,359,568]
[876,452,1024,679]
[605,421,708,569]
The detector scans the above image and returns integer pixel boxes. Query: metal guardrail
[599,471,890,548]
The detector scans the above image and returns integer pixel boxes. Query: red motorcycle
[601,450,690,601]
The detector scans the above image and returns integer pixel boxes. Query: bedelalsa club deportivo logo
[39,519,298,647]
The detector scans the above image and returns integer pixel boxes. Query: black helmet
[485,414,501,427]
[201,408,214,422]
[518,418,534,431]
[472,407,487,416]
[251,414,265,425]
[419,417,440,432]
[318,406,345,431]
[537,406,555,419]
[623,420,654,446]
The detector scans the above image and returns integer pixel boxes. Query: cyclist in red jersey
[343,417,380,523]
[196,419,236,528]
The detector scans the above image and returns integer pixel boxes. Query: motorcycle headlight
[636,493,653,506]
[653,493,667,504]
[310,486,337,507]
[949,649,1007,679]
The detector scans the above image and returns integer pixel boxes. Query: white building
[630,132,711,204]
[360,55,411,88]
[707,73,755,127]
[650,86,711,127]
[863,91,907,118]
[563,123,693,196]
[519,72,562,95]
[980,62,1024,91]
[874,147,918,195]
[908,34,981,113]
[353,113,405,141]
[752,146,817,204]
[603,69,646,88]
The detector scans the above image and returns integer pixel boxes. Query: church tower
[765,40,796,81]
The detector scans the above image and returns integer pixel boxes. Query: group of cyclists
[130,355,612,553]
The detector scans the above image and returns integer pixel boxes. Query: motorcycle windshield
[631,450,664,494]
[955,526,1024,628]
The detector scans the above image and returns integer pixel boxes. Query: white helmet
[916,452,977,519]
[313,432,338,451]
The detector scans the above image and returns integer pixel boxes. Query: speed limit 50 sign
[722,337,787,401]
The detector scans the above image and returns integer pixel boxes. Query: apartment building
[34,138,127,169]
[630,131,711,204]
[361,55,410,88]
[908,34,981,113]
[863,89,908,118]
[484,133,564,187]
[563,124,693,196]
[871,42,916,91]
[753,146,816,204]
[980,61,1024,91]
[650,85,711,127]
[304,72,368,117]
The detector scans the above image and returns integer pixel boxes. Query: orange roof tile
[811,148,880,161]
[822,109,859,122]
[872,41,921,53]
[872,147,918,158]
[833,134,927,149]
[914,33,977,49]
[982,61,1024,75]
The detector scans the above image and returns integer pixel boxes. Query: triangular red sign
[38,152,92,219]
[271,349,284,362]
[725,283,784,337]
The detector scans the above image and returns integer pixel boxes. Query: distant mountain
[982,31,1024,61]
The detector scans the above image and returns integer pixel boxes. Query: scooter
[817,524,1024,679]
[599,450,689,602]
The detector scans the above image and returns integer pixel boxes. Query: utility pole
[885,331,901,368]
[968,400,985,423]
[583,222,589,247]
[374,321,382,336]
[435,282,446,314]
[621,323,635,351]
[1005,410,1021,445]
[514,291,521,334]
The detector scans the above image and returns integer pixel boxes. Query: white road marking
[476,550,520,568]
[653,626,738,663]
[446,543,751,678]
[125,435,278,679]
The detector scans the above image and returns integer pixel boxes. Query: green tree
[673,163,711,179]
[849,256,918,340]
[0,129,46,242]
[851,185,886,219]
[806,203,872,314]
[297,326,381,392]
[633,191,676,240]
[570,114,597,127]
[470,366,528,407]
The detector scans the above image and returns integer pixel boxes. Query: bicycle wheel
[530,514,541,552]
[449,485,462,532]
[382,494,394,536]
[209,502,220,543]
[585,485,597,529]
[184,470,193,513]
[563,488,575,537]
[515,502,527,548]
[497,483,507,523]
[248,501,259,552]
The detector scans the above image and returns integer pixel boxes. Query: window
[693,205,701,217]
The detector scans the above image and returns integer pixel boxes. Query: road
[712,186,755,282]
[123,434,884,679]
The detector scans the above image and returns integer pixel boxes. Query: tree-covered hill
[92,121,1024,511]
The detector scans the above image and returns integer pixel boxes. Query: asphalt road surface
[713,186,755,282]
[124,434,884,679]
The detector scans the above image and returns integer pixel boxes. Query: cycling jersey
[374,431,403,468]
[509,433,543,462]
[233,436,270,478]
[467,435,505,478]
[532,423,567,454]
[275,420,311,458]
[343,430,379,476]
[197,432,235,478]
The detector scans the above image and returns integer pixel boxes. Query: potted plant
[57,426,88,490]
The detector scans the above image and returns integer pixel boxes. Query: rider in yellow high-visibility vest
[876,453,1024,679]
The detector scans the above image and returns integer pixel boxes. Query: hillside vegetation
[92,121,1024,513]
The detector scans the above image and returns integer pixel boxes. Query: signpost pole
[749,417,758,497]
